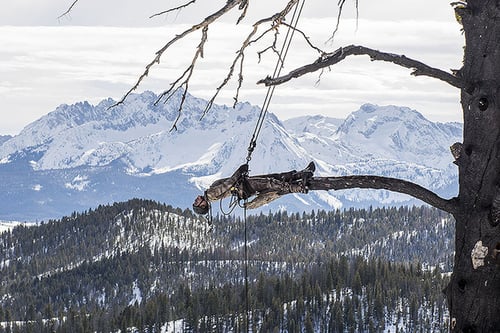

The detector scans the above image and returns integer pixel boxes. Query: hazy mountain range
[0,90,462,221]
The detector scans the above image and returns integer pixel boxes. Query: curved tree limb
[258,44,463,89]
[308,176,457,214]
[195,163,457,215]
[329,0,348,43]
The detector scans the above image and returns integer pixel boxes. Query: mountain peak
[333,104,459,167]
[343,104,427,130]
[0,93,461,220]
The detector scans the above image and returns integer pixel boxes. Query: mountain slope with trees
[0,199,453,332]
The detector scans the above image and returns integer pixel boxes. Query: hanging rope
[240,2,306,331]
[245,0,307,164]
[243,200,250,332]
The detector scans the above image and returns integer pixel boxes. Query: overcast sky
[1,0,464,135]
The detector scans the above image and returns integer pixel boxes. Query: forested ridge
[0,199,453,332]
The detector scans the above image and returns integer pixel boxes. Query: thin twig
[149,0,197,19]
[355,0,359,31]
[233,53,245,108]
[280,22,325,55]
[236,0,249,24]
[328,0,347,43]
[256,27,281,64]
[57,0,79,19]
[156,26,209,130]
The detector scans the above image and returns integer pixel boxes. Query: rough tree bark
[442,2,500,332]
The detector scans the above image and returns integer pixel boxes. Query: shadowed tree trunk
[442,2,500,332]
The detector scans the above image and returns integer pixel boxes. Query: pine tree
[304,311,314,333]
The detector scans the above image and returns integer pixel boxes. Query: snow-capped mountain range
[0,90,462,220]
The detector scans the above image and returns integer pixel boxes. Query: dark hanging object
[478,96,489,111]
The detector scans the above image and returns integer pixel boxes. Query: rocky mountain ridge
[0,91,462,220]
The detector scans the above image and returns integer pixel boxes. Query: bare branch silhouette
[258,44,463,89]
[149,0,197,19]
[57,0,79,19]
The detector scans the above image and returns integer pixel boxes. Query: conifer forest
[0,199,453,332]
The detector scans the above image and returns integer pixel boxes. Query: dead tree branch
[329,0,347,43]
[308,176,457,214]
[149,0,197,19]
[202,0,300,117]
[258,44,463,89]
[112,0,304,130]
[111,0,244,110]
[158,26,209,131]
[58,0,79,19]
[327,0,359,43]
[200,166,457,214]
[280,22,325,55]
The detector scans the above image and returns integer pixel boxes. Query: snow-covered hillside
[0,91,462,220]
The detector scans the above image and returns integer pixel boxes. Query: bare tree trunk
[444,2,500,332]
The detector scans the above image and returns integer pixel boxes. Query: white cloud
[0,3,464,134]
[0,0,454,26]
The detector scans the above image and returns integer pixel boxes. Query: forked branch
[111,0,305,131]
[202,0,303,117]
[111,0,244,110]
[258,44,463,89]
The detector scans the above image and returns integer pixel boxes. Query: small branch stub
[450,142,463,165]
[471,240,488,269]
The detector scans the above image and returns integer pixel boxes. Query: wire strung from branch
[245,0,306,164]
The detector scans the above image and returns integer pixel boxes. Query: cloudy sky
[1,0,464,135]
